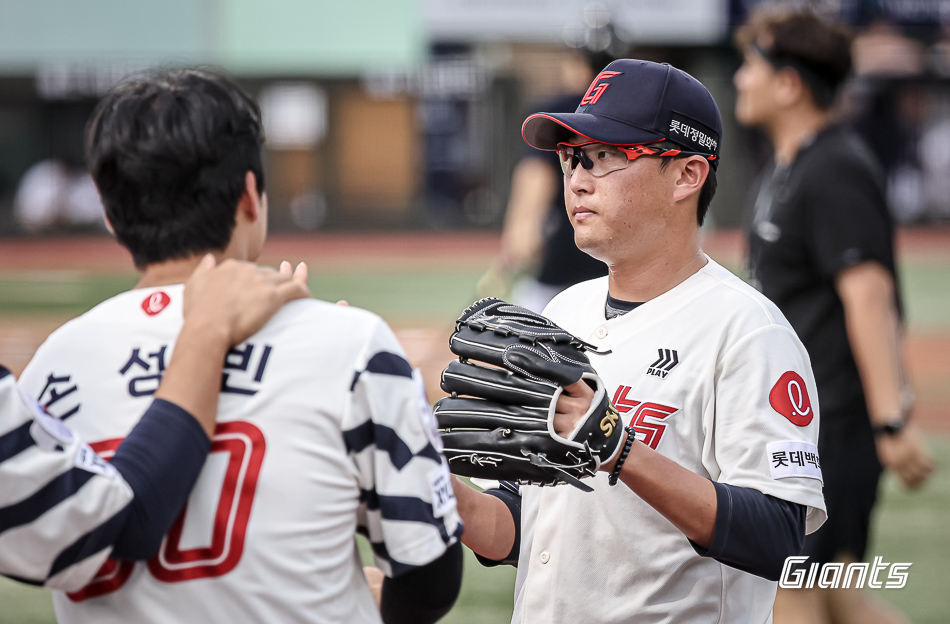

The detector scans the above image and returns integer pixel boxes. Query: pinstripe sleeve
[342,321,463,577]
[0,366,133,591]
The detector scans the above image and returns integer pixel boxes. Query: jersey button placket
[595,327,608,339]
[540,550,551,564]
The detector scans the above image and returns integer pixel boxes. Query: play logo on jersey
[646,348,679,379]
[769,371,813,426]
[142,291,171,316]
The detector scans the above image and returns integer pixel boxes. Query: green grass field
[0,268,488,325]
[317,256,950,330]
[0,255,946,329]
[0,251,947,623]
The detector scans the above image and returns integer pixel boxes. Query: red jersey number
[148,421,265,582]
[66,421,265,601]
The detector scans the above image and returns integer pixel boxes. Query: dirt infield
[1,228,947,430]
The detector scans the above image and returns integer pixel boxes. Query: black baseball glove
[434,298,624,492]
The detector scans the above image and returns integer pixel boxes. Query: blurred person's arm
[499,157,559,267]
[479,157,558,296]
[836,261,933,488]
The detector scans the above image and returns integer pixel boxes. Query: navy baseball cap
[522,59,722,169]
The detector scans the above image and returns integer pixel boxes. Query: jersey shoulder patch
[769,371,813,426]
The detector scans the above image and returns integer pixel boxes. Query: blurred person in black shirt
[734,9,933,624]
[479,49,609,312]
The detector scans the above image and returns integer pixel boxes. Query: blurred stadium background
[1,0,948,622]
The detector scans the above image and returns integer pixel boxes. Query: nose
[733,63,748,90]
[567,164,595,195]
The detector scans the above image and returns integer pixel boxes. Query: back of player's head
[735,9,853,109]
[86,69,265,269]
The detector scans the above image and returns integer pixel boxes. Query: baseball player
[0,257,310,589]
[18,69,462,624]
[449,59,827,623]
[734,10,932,623]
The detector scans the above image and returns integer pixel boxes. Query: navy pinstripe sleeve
[343,320,463,578]
[1,367,211,590]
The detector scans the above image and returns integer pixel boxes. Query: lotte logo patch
[770,371,813,426]
[142,291,171,316]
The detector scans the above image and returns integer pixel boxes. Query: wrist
[179,315,233,353]
[607,427,636,486]
[873,418,906,438]
[872,409,911,439]
[599,428,627,473]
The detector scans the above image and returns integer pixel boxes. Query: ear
[775,68,806,108]
[236,171,262,223]
[671,156,709,204]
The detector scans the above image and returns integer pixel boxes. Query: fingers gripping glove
[433,298,623,492]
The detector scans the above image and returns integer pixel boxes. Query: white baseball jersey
[510,257,826,624]
[19,285,461,624]
[0,368,133,591]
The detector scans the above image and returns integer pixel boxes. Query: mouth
[572,206,596,222]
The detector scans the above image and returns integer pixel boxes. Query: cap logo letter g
[581,71,622,106]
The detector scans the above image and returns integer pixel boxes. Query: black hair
[85,68,265,269]
[659,155,717,226]
[736,10,853,109]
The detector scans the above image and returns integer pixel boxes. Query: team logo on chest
[646,348,679,379]
[612,386,678,450]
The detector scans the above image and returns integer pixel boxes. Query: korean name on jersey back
[18,286,461,624]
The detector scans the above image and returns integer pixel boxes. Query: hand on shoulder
[183,255,311,347]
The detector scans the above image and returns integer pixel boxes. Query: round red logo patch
[142,291,171,316]
[769,371,813,427]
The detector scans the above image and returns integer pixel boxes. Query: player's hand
[476,263,515,299]
[876,422,934,489]
[553,379,596,437]
[183,255,311,346]
[362,566,384,609]
[555,380,633,474]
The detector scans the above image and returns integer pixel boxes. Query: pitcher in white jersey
[19,69,462,624]
[450,59,827,624]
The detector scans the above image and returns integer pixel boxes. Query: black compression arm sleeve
[473,486,521,567]
[380,541,463,624]
[109,399,211,560]
[690,482,805,581]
